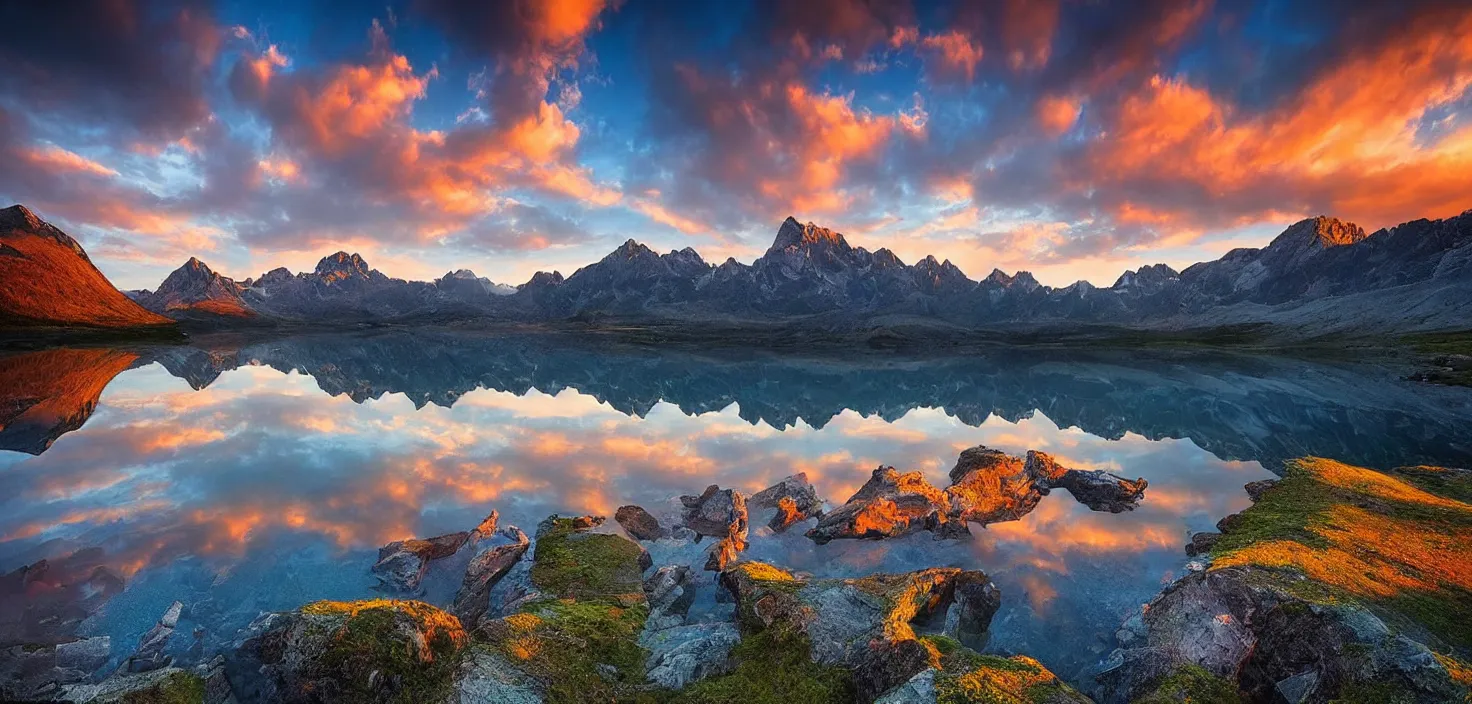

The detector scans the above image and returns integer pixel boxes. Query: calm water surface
[2,331,1470,685]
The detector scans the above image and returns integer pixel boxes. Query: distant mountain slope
[0,205,173,329]
[133,257,253,318]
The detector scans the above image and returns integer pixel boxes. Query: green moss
[307,600,466,704]
[1130,665,1243,704]
[1329,680,1418,704]
[1209,468,1333,555]
[671,624,854,704]
[119,671,206,704]
[489,599,655,703]
[530,523,646,600]
[1389,466,1472,505]
[1210,458,1472,649]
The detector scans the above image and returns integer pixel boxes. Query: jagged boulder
[943,446,1048,527]
[124,600,182,673]
[876,641,1091,704]
[719,562,1002,702]
[681,485,747,538]
[231,599,468,704]
[643,565,696,631]
[751,473,824,532]
[640,622,740,690]
[452,526,530,626]
[372,530,472,593]
[62,656,234,704]
[806,466,957,544]
[614,505,667,540]
[1051,468,1148,512]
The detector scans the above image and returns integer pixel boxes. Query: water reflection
[0,330,1468,685]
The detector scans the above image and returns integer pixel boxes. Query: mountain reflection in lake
[2,330,1470,686]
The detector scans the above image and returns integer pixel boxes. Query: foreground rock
[123,600,182,673]
[230,599,468,703]
[751,473,825,532]
[61,655,233,703]
[0,636,111,701]
[614,504,667,540]
[716,562,1003,702]
[875,641,1090,704]
[475,515,655,701]
[1099,458,1472,703]
[944,446,1047,528]
[373,530,473,593]
[451,526,530,626]
[679,485,751,571]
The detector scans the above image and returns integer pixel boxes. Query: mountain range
[3,203,1471,336]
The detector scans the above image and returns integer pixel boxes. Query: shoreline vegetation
[5,450,1469,703]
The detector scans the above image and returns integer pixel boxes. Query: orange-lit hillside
[0,347,139,454]
[0,205,174,328]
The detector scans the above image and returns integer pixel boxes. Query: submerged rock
[452,526,530,626]
[232,599,468,704]
[719,562,1002,701]
[614,505,667,540]
[641,622,740,690]
[125,600,182,673]
[643,565,696,631]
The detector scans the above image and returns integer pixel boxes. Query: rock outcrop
[475,515,656,701]
[719,562,1002,702]
[123,600,182,673]
[1099,458,1472,703]
[680,485,751,571]
[230,599,467,704]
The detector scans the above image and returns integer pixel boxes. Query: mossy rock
[1210,457,1472,649]
[483,599,658,703]
[1129,664,1242,704]
[255,599,467,704]
[921,635,1091,704]
[670,623,854,704]
[115,671,206,704]
[530,518,649,601]
[479,516,659,703]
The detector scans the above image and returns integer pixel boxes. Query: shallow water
[2,330,1470,687]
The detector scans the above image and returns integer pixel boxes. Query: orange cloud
[1083,7,1472,232]
[921,30,984,81]
[1036,94,1080,136]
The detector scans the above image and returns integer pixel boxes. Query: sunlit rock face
[133,258,252,319]
[0,206,173,329]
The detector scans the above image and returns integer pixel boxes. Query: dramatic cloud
[0,0,1468,288]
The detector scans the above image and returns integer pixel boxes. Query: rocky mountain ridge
[6,204,1472,334]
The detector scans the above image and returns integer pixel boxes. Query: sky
[1,0,1470,291]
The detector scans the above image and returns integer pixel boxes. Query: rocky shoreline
[2,449,1468,703]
